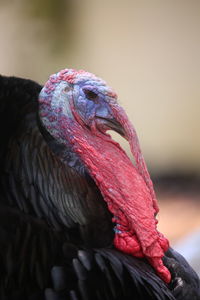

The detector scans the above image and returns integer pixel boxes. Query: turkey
[0,70,199,300]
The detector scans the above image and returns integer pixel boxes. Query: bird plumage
[0,73,199,300]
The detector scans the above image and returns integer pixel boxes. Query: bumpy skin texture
[39,69,170,283]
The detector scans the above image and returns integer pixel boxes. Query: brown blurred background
[0,0,200,271]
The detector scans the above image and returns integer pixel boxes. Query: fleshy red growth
[67,104,170,283]
[110,103,159,214]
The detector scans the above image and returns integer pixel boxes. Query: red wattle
[61,112,171,283]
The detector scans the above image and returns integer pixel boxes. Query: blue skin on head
[72,82,115,128]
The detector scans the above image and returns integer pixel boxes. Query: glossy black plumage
[0,75,199,300]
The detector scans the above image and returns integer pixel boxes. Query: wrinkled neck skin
[39,88,171,284]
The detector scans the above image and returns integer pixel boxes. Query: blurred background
[0,0,200,274]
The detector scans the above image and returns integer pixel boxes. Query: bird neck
[60,114,170,282]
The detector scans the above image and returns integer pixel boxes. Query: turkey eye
[83,89,98,101]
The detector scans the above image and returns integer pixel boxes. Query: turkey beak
[105,118,126,138]
[95,105,127,138]
[108,102,159,213]
[96,116,126,138]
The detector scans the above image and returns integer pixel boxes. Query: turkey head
[39,69,171,283]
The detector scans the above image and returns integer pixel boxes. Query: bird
[0,69,199,300]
